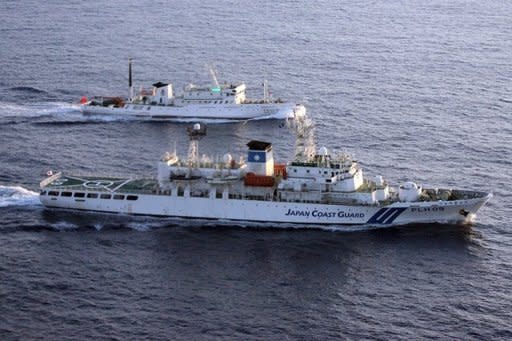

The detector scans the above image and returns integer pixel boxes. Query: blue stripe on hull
[367,207,407,224]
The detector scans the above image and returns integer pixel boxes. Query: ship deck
[41,174,490,205]
[43,174,158,194]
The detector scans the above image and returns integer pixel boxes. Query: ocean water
[1,0,511,339]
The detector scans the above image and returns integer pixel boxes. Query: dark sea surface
[1,0,511,339]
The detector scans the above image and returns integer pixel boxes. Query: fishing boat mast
[128,58,134,102]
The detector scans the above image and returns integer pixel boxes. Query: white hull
[40,191,491,227]
[81,102,305,121]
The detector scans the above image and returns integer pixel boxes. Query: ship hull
[39,191,491,228]
[80,102,305,121]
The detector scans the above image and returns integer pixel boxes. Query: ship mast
[209,66,220,88]
[287,115,315,162]
[128,58,134,102]
[187,123,207,172]
[263,79,269,103]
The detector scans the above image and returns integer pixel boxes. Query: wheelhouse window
[113,194,125,200]
[87,193,98,198]
[74,192,85,198]
[126,195,138,201]
[100,194,111,199]
[61,192,72,197]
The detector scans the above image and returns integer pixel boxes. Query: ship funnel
[246,140,274,176]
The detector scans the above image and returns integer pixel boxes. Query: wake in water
[0,185,40,208]
[0,100,80,120]
[8,86,48,95]
[0,100,143,125]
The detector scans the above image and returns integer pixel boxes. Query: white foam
[127,222,153,232]
[0,100,80,118]
[93,223,104,231]
[51,221,79,231]
[0,100,133,123]
[0,185,40,208]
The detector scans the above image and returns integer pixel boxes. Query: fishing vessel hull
[80,102,306,121]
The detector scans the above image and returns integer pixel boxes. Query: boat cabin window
[126,195,138,201]
[48,191,59,196]
[113,194,125,200]
[61,192,72,197]
[87,193,98,198]
[40,190,47,195]
[100,194,111,199]
[74,192,85,198]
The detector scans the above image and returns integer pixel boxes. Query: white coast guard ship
[39,120,491,228]
[80,59,305,121]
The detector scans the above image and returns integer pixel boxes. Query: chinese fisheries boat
[80,59,305,121]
